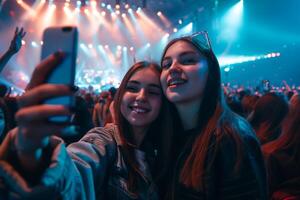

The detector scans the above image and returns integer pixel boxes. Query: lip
[129,104,150,113]
[167,78,187,87]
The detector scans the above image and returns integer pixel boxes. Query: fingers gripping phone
[41,26,78,123]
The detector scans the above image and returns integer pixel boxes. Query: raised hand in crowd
[0,27,26,72]
[8,27,26,55]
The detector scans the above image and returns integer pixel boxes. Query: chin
[129,119,151,127]
[166,92,184,103]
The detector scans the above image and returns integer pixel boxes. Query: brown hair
[113,61,173,193]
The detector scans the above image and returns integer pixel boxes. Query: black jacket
[165,119,268,200]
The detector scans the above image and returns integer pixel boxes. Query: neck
[131,126,148,147]
[176,100,202,130]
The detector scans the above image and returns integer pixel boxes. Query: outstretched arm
[0,27,26,72]
[14,52,72,173]
[0,51,117,199]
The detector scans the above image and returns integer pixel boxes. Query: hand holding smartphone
[41,26,78,123]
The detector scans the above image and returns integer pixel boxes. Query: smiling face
[160,40,209,106]
[120,67,162,130]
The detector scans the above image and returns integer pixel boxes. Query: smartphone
[41,26,78,123]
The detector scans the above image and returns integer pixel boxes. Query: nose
[169,59,182,73]
[136,88,147,102]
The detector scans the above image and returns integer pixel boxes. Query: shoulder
[215,114,263,161]
[67,124,121,162]
[218,113,258,145]
[79,124,121,147]
[262,143,285,164]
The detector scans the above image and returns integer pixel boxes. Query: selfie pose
[0,56,172,199]
[159,32,268,199]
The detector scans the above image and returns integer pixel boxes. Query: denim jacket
[0,124,159,200]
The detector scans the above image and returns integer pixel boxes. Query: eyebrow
[179,51,199,57]
[163,51,199,60]
[128,80,161,89]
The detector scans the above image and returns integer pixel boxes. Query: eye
[126,85,139,92]
[161,59,172,69]
[179,54,200,65]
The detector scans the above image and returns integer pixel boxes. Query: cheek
[196,71,208,85]
[196,62,208,83]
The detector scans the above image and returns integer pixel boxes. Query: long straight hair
[113,61,173,193]
[161,37,244,191]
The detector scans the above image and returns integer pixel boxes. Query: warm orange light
[157,11,171,28]
[84,8,89,15]
[16,0,36,16]
[122,13,135,36]
[91,1,97,7]
[137,9,164,41]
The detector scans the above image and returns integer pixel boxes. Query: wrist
[15,136,50,155]
[16,144,45,173]
[16,145,43,157]
[13,127,50,154]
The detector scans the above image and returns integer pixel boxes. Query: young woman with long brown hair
[0,56,172,199]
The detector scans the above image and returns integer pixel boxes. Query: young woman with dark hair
[0,56,172,199]
[262,94,300,199]
[159,32,267,199]
[248,92,289,145]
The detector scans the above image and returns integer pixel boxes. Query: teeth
[132,103,139,107]
[132,107,147,113]
[130,103,149,113]
[169,79,185,86]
